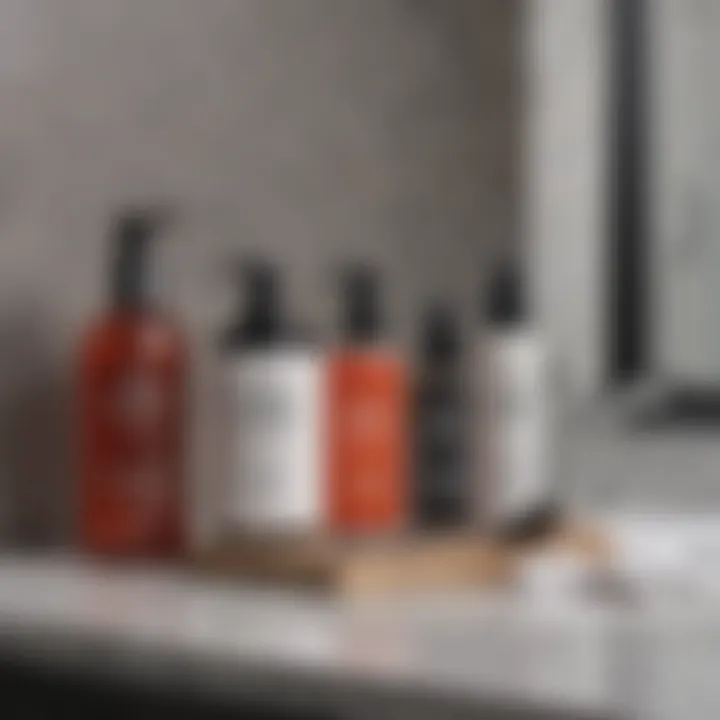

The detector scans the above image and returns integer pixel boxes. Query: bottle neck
[424,353,459,371]
[342,324,382,347]
[341,268,382,345]
[245,310,280,341]
[111,297,159,317]
[112,232,158,311]
[112,276,160,312]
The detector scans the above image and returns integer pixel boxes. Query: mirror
[611,0,720,422]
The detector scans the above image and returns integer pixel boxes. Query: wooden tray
[196,521,611,596]
[196,533,509,595]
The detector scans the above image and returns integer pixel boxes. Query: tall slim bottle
[478,263,557,540]
[327,266,408,534]
[78,211,187,558]
[219,261,323,534]
[414,305,468,529]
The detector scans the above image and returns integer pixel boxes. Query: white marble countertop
[0,556,621,720]
[3,553,720,720]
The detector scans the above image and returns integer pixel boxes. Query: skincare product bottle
[78,210,187,558]
[479,263,557,540]
[219,261,323,534]
[414,305,469,529]
[327,265,409,534]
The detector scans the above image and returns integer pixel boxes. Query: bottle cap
[111,209,169,309]
[340,264,382,342]
[486,262,526,325]
[235,258,282,342]
[421,304,461,365]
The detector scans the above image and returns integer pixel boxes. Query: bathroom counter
[3,554,720,720]
[0,556,620,719]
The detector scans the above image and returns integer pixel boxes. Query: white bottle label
[483,332,550,524]
[222,350,324,533]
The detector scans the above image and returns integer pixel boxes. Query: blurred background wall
[532,0,720,515]
[526,0,609,401]
[652,0,720,383]
[0,0,520,545]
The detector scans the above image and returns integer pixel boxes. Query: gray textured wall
[653,0,720,383]
[0,0,520,545]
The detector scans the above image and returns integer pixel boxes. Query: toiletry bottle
[220,261,323,534]
[78,211,187,558]
[414,305,469,529]
[327,266,408,534]
[479,263,557,540]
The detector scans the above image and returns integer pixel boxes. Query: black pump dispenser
[486,263,526,326]
[112,210,164,310]
[341,265,382,343]
[415,303,468,528]
[226,260,285,346]
[422,305,461,367]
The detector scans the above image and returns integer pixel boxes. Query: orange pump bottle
[78,212,186,558]
[327,267,408,533]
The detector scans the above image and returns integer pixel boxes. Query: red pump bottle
[78,211,187,558]
[327,266,409,534]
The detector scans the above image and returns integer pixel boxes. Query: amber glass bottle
[327,266,408,534]
[78,211,187,558]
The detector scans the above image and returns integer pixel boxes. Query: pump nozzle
[421,304,461,365]
[340,263,382,343]
[111,208,171,309]
[485,260,526,326]
[226,256,283,343]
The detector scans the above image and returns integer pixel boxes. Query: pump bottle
[78,210,187,558]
